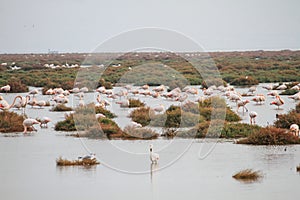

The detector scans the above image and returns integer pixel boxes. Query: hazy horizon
[1,0,300,54]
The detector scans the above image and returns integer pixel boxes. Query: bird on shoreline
[149,144,159,164]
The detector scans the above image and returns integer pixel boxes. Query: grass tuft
[51,104,73,112]
[233,169,263,182]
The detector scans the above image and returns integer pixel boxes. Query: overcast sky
[1,0,300,53]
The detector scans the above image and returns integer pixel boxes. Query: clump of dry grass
[232,169,263,182]
[123,125,158,139]
[238,126,300,145]
[51,104,73,112]
[56,157,99,166]
[0,111,25,133]
[128,98,145,108]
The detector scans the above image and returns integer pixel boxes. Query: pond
[0,84,299,200]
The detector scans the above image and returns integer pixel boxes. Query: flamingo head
[149,144,153,152]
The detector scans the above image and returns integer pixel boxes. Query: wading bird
[237,99,249,113]
[0,95,22,110]
[38,117,51,128]
[249,111,258,125]
[23,118,40,133]
[270,95,284,109]
[149,144,159,164]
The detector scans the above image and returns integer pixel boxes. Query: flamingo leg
[23,125,27,133]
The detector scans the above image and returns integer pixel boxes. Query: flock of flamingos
[1,82,300,138]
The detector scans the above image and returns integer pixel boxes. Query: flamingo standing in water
[149,144,159,164]
[252,94,266,104]
[249,111,258,125]
[38,117,51,128]
[23,118,40,133]
[29,89,39,97]
[13,95,30,114]
[270,95,284,109]
[0,95,22,110]
[237,100,249,113]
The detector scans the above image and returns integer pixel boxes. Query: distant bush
[231,76,259,86]
[7,78,28,93]
[238,126,300,145]
[280,89,298,95]
[274,111,300,129]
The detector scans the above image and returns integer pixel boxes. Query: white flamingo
[131,121,142,128]
[252,94,266,104]
[249,111,258,125]
[153,104,165,113]
[29,89,39,97]
[38,117,51,128]
[149,144,159,164]
[290,124,299,137]
[36,100,46,108]
[237,100,249,113]
[0,95,22,110]
[95,113,106,119]
[0,85,11,94]
[270,95,284,109]
[23,118,40,133]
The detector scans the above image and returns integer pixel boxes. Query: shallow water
[0,135,300,200]
[0,84,300,200]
